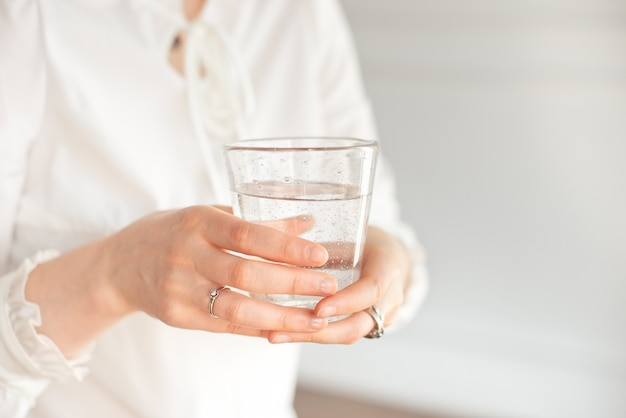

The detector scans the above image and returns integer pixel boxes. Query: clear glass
[223,137,378,310]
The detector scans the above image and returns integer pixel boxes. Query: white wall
[298,1,626,417]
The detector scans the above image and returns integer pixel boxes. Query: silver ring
[209,286,229,319]
[364,305,385,339]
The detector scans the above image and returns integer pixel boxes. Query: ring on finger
[209,285,230,319]
[364,305,385,339]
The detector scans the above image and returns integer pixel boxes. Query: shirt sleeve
[0,251,92,418]
[312,0,429,329]
[0,0,47,273]
[0,2,91,417]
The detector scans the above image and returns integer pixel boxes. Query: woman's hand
[26,206,337,358]
[106,206,339,332]
[266,226,416,344]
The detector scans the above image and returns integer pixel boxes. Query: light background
[298,1,626,417]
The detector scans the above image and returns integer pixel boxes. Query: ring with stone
[208,285,229,319]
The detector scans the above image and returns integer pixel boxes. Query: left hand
[267,226,413,344]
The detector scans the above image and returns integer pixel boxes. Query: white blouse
[0,1,427,417]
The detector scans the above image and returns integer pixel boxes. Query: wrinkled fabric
[0,1,427,417]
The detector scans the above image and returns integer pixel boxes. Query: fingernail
[309,317,327,329]
[306,245,328,265]
[272,334,291,344]
[319,277,337,295]
[317,306,336,318]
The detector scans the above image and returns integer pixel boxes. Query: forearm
[20,205,337,353]
[0,248,104,418]
[24,238,129,359]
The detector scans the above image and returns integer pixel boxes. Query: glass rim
[223,136,378,152]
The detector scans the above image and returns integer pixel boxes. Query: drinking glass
[224,137,378,310]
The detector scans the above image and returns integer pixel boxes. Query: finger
[208,289,328,332]
[147,275,325,335]
[314,246,396,318]
[213,205,233,214]
[196,250,337,296]
[180,306,271,338]
[259,214,315,236]
[141,281,274,339]
[201,208,328,267]
[213,207,315,235]
[267,311,374,344]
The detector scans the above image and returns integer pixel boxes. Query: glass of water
[223,137,378,311]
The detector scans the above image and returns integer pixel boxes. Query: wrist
[24,238,131,359]
[91,235,137,319]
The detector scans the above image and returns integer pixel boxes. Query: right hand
[102,205,335,338]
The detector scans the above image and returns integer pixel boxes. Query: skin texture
[25,206,413,358]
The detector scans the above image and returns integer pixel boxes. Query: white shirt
[0,1,427,417]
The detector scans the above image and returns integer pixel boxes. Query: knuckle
[280,313,292,330]
[280,311,303,330]
[223,298,246,323]
[176,206,203,230]
[290,272,309,294]
[155,273,180,300]
[161,247,185,271]
[230,221,254,246]
[369,278,385,305]
[343,325,364,345]
[158,237,192,272]
[155,298,180,325]
[229,259,255,289]
[153,275,186,325]
[277,239,292,260]
[224,322,242,335]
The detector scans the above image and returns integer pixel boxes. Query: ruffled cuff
[0,250,92,383]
